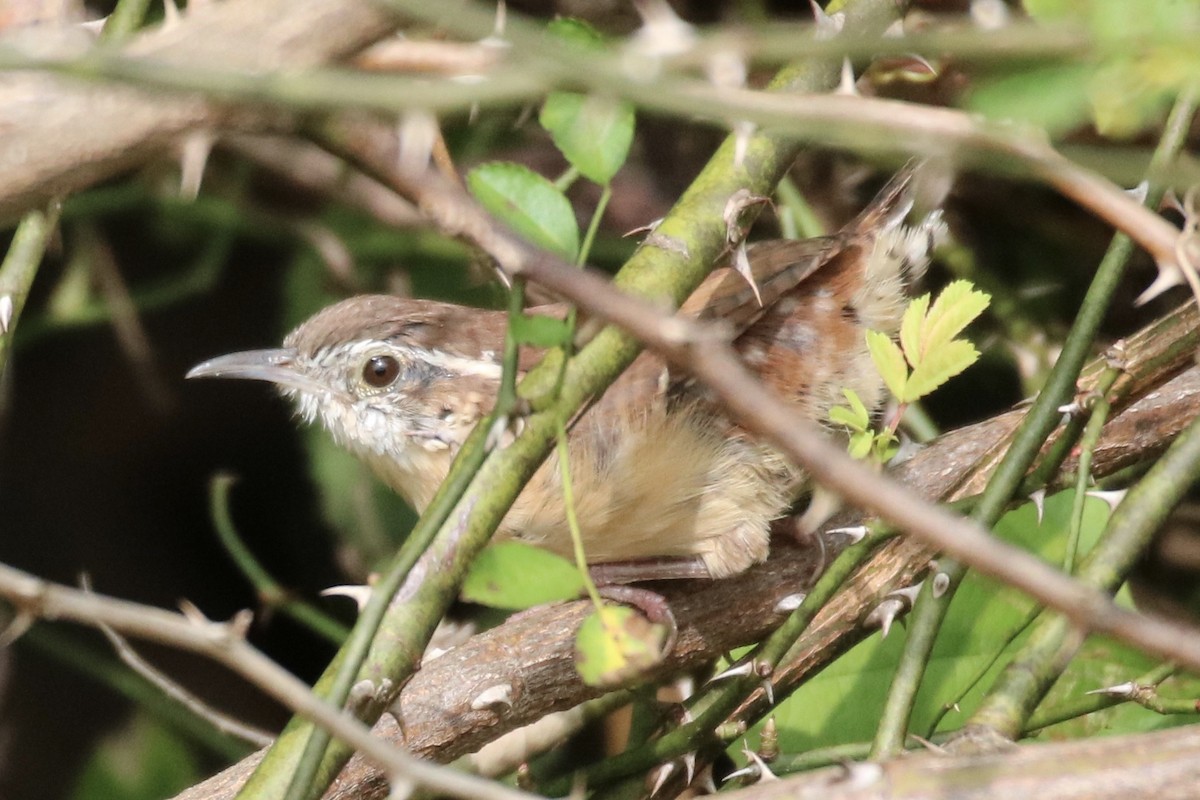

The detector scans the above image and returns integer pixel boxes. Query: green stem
[970,411,1200,738]
[100,0,152,42]
[0,203,62,381]
[548,529,893,793]
[1025,662,1176,731]
[1064,397,1111,573]
[871,81,1200,757]
[209,474,349,646]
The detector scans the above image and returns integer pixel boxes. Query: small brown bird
[188,169,942,581]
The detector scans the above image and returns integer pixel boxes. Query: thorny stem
[546,529,894,793]
[1024,662,1178,732]
[870,83,1199,757]
[968,410,1200,739]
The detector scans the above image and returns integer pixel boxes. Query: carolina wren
[188,169,942,581]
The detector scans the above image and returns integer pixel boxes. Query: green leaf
[830,405,866,433]
[843,387,869,423]
[919,280,991,358]
[462,541,586,610]
[866,329,908,400]
[848,431,874,460]
[967,63,1094,136]
[466,162,580,260]
[540,92,636,185]
[904,339,980,402]
[509,312,571,349]
[899,292,930,367]
[575,603,667,687]
[873,432,900,463]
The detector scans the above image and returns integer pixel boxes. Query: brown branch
[0,0,396,222]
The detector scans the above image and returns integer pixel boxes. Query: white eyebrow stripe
[421,349,504,380]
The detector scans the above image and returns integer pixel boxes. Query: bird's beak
[186,348,328,395]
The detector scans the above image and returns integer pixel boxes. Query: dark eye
[362,355,401,388]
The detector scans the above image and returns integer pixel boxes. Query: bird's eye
[362,355,401,388]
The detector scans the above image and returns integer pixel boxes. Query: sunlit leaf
[866,330,907,400]
[904,339,980,402]
[848,431,874,460]
[467,162,580,260]
[830,405,866,433]
[540,92,636,185]
[919,280,991,359]
[899,292,929,366]
[462,541,586,610]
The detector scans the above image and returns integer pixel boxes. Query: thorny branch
[0,563,534,800]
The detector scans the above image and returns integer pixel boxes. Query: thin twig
[0,562,536,800]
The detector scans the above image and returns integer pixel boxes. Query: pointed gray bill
[186,348,328,395]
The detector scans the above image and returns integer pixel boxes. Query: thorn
[0,610,34,648]
[630,0,697,62]
[931,571,951,598]
[1135,266,1185,306]
[1057,401,1081,417]
[836,58,858,96]
[866,597,904,638]
[682,751,696,786]
[827,525,868,544]
[1087,681,1137,698]
[866,582,923,637]
[723,189,771,246]
[178,599,211,625]
[1029,489,1046,525]
[709,660,756,683]
[228,609,254,638]
[179,130,215,200]
[882,18,906,38]
[888,581,924,606]
[706,48,747,90]
[398,110,438,176]
[732,243,763,306]
[470,683,514,711]
[761,678,775,706]
[349,679,377,711]
[649,761,676,797]
[0,294,12,333]
[322,584,373,611]
[743,749,778,782]
[486,414,511,450]
[1086,488,1127,511]
[970,0,1011,30]
[388,776,416,800]
[809,0,845,39]
[162,0,181,27]
[732,120,756,169]
[1127,180,1150,203]
[774,592,806,613]
[624,217,663,238]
